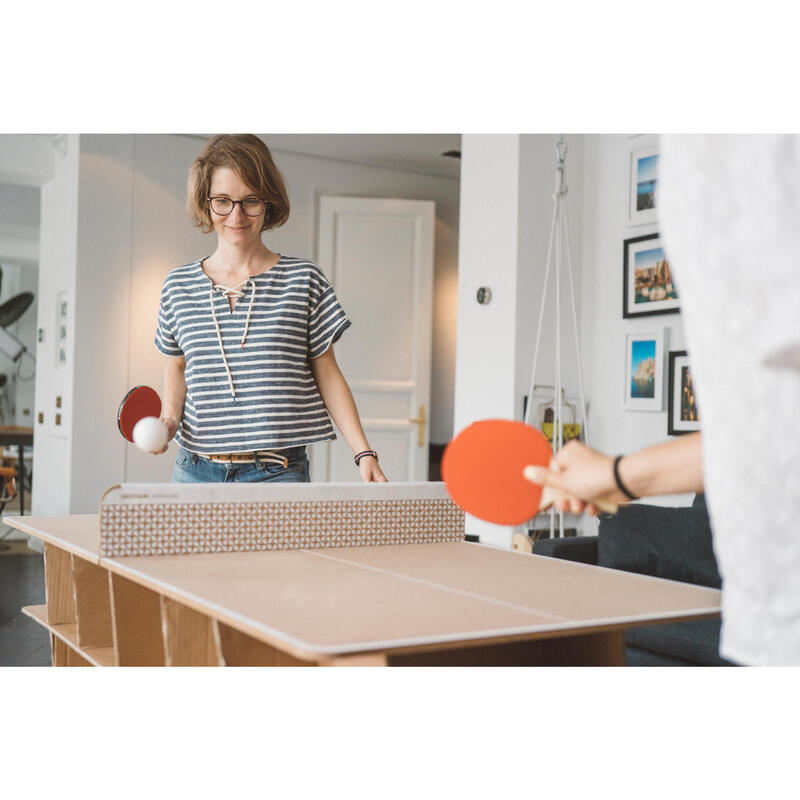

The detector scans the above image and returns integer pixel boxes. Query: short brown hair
[187,134,290,233]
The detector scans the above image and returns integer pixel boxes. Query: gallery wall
[579,133,692,508]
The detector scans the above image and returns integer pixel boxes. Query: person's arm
[524,432,703,515]
[310,347,388,482]
[154,355,186,455]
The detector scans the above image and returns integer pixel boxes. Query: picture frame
[624,329,667,411]
[623,233,679,318]
[628,142,658,225]
[668,350,701,435]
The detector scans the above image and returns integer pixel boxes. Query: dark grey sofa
[532,495,735,666]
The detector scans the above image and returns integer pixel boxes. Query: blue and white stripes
[154,256,350,454]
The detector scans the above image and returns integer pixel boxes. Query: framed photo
[623,233,679,318]
[668,350,701,435]
[628,142,658,225]
[624,329,667,411]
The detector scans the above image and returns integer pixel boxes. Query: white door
[310,196,435,482]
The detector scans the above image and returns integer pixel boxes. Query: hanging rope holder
[524,136,591,538]
[554,137,568,197]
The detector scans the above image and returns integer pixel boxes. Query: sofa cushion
[624,646,699,666]
[597,494,721,588]
[625,618,736,666]
[531,536,598,564]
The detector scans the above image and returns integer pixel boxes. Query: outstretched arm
[310,347,388,482]
[524,432,704,515]
[154,355,186,455]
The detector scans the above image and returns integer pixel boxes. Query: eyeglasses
[207,196,267,217]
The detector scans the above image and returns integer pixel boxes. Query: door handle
[408,405,426,448]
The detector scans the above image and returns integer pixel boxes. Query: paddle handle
[523,465,619,515]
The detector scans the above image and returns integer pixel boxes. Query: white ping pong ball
[132,416,168,453]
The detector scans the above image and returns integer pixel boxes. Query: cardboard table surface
[6,514,721,660]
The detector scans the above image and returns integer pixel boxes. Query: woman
[152,134,387,484]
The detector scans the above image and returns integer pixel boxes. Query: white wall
[580,134,691,508]
[454,135,522,428]
[454,134,586,546]
[0,135,54,187]
[32,134,79,517]
[29,134,460,513]
[454,134,585,435]
[70,136,138,511]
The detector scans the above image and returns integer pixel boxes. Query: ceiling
[261,134,461,179]
[185,134,462,180]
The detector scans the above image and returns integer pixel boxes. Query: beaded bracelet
[354,449,379,467]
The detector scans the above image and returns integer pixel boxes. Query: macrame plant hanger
[523,136,591,538]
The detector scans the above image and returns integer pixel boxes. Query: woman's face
[208,166,266,246]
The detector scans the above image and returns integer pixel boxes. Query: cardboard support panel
[217,622,314,667]
[25,605,115,667]
[160,597,224,667]
[43,543,75,626]
[66,647,92,667]
[52,636,69,666]
[109,573,166,666]
[73,556,113,649]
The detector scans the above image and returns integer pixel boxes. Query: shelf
[22,605,116,667]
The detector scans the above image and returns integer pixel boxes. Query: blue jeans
[171,446,310,484]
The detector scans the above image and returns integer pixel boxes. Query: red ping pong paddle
[117,386,162,442]
[441,419,617,525]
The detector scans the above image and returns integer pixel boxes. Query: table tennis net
[99,483,465,558]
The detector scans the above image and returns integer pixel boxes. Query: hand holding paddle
[117,386,172,455]
[442,420,618,525]
[523,440,621,516]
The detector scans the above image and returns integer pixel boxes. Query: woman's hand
[153,416,180,455]
[358,456,388,483]
[523,439,625,516]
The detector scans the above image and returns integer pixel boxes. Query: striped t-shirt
[154,255,350,455]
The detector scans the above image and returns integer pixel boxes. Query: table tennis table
[7,511,721,667]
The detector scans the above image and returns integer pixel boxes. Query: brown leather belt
[205,451,288,467]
